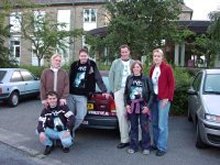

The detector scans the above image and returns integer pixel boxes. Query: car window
[20,70,34,81]
[0,71,6,81]
[204,74,220,93]
[192,73,202,91]
[10,71,23,82]
[96,76,110,92]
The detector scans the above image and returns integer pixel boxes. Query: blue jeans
[41,128,73,148]
[151,96,171,152]
[128,113,151,151]
[67,94,87,133]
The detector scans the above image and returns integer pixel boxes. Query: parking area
[0,100,220,165]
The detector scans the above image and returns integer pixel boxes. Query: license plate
[87,103,94,110]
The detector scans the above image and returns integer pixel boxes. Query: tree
[190,11,220,68]
[12,1,83,66]
[0,1,17,67]
[86,0,183,62]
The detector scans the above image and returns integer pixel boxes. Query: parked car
[188,69,220,148]
[82,71,118,129]
[0,68,40,107]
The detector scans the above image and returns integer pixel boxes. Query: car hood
[202,95,220,115]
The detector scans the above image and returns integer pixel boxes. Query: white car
[188,69,220,148]
[0,68,40,107]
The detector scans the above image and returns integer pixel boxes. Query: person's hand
[102,93,110,99]
[142,106,150,114]
[39,132,46,143]
[126,105,132,114]
[62,130,71,138]
[41,100,48,108]
[161,99,169,108]
[59,99,67,106]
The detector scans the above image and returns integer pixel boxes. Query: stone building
[7,0,110,66]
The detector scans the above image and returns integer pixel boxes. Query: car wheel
[187,106,192,122]
[8,91,19,107]
[195,122,206,148]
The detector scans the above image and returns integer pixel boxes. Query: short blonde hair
[130,60,143,74]
[50,53,62,63]
[152,48,164,56]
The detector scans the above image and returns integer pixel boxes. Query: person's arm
[63,105,75,131]
[109,60,115,92]
[40,69,47,103]
[60,70,70,100]
[167,65,175,101]
[37,109,46,134]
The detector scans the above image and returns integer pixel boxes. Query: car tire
[8,91,19,107]
[195,122,206,149]
[187,106,192,122]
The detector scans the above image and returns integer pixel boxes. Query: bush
[21,65,46,78]
[171,67,192,115]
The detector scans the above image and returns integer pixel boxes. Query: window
[83,9,97,23]
[0,71,6,81]
[20,70,34,81]
[204,74,220,93]
[57,10,71,31]
[10,40,20,58]
[33,10,45,32]
[11,71,23,82]
[10,12,21,33]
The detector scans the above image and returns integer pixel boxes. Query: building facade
[7,0,110,66]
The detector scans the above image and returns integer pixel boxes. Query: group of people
[37,45,175,157]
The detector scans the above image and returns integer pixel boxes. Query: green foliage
[105,0,182,59]
[172,67,191,115]
[0,1,18,67]
[21,65,46,77]
[12,1,84,66]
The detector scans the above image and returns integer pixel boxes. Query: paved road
[0,100,220,165]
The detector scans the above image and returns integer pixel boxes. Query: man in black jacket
[37,91,75,155]
[67,48,109,136]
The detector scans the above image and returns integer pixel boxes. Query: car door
[20,70,39,94]
[188,72,203,122]
[10,70,25,95]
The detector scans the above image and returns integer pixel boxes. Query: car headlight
[205,114,220,123]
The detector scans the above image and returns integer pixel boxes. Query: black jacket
[69,59,107,97]
[37,104,75,133]
[124,74,154,108]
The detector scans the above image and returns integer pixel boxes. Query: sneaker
[156,150,166,156]
[117,142,129,149]
[44,146,53,155]
[142,149,150,155]
[127,148,136,154]
[63,147,70,153]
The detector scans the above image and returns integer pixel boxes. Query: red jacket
[149,61,175,101]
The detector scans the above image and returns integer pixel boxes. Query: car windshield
[204,74,220,94]
[96,76,110,92]
[0,71,6,82]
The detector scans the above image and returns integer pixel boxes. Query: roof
[204,69,220,74]
[31,0,108,5]
[88,20,211,37]
[178,20,211,34]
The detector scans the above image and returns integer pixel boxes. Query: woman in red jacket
[149,48,175,156]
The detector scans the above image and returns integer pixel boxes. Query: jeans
[67,94,87,134]
[41,128,73,148]
[128,113,151,151]
[151,96,170,152]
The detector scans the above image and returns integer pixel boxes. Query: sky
[184,0,220,20]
